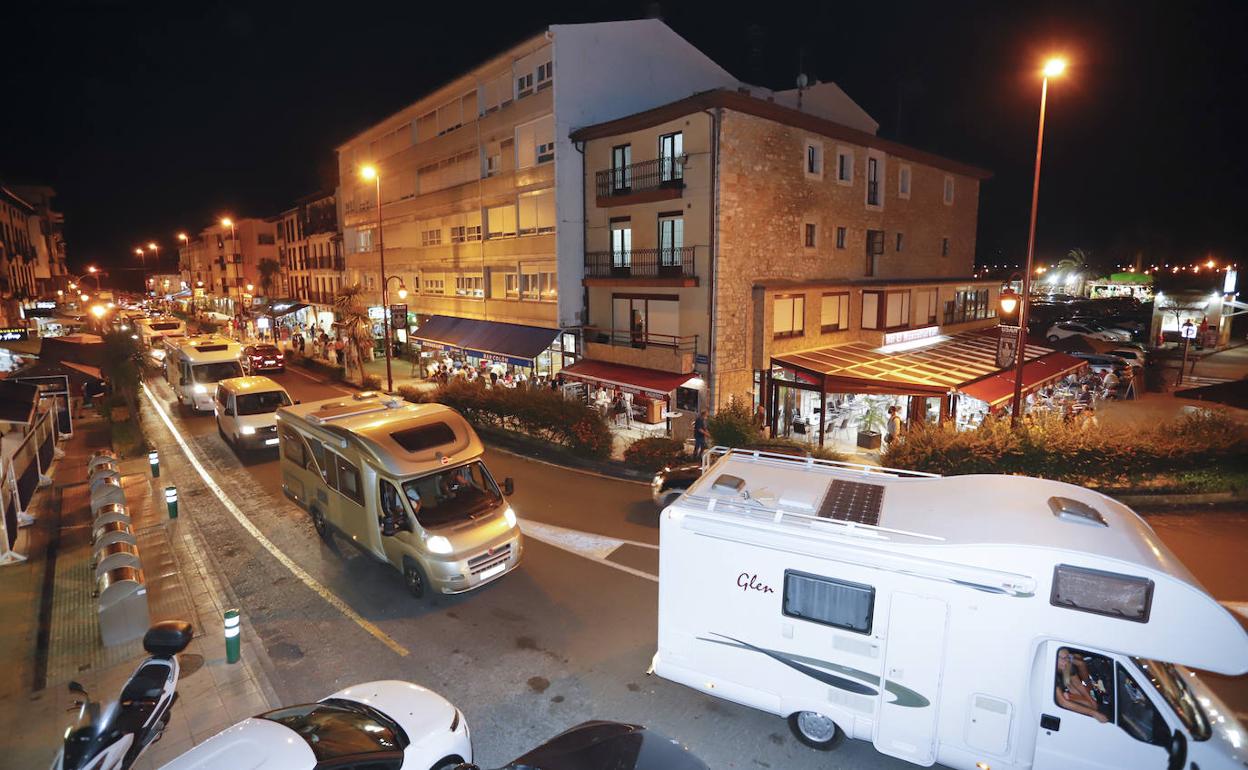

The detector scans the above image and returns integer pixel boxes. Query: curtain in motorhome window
[280,427,306,468]
[783,570,875,634]
[335,455,363,505]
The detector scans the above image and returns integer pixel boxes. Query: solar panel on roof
[818,480,885,526]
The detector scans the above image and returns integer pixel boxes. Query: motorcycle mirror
[68,681,87,696]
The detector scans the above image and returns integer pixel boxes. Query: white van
[165,336,243,412]
[276,392,522,599]
[654,448,1248,770]
[214,377,292,453]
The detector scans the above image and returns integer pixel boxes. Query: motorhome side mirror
[294,399,301,405]
[1166,730,1186,770]
[503,477,514,496]
[68,681,87,696]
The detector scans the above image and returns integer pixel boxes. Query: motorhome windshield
[193,361,243,383]
[1131,658,1211,740]
[402,461,502,529]
[236,391,291,415]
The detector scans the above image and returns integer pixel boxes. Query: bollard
[224,608,241,664]
[149,450,160,478]
[165,486,178,519]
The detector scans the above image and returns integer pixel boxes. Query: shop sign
[24,301,57,318]
[0,327,30,341]
[883,326,938,346]
[695,353,709,365]
[1225,269,1238,295]
[473,350,533,368]
[368,306,385,320]
[389,304,408,329]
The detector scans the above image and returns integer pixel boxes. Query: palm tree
[257,258,281,298]
[1057,248,1092,295]
[100,331,143,421]
[333,284,377,385]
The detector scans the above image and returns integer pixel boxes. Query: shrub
[362,374,382,391]
[743,439,847,463]
[624,437,689,471]
[289,349,346,382]
[708,397,760,448]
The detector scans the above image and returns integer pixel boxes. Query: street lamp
[360,164,393,392]
[221,217,242,335]
[1009,55,1067,427]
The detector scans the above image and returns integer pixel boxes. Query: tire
[432,759,465,770]
[311,508,329,540]
[1046,335,1060,343]
[403,559,427,599]
[788,711,842,751]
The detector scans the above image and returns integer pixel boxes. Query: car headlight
[240,425,256,435]
[426,535,453,554]
[192,384,207,394]
[503,506,517,528]
[652,474,663,489]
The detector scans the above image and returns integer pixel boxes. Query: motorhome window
[401,461,501,529]
[335,455,363,505]
[280,427,307,468]
[236,391,292,415]
[150,322,179,330]
[379,481,409,532]
[1131,657,1211,740]
[1054,647,1114,723]
[782,570,874,634]
[192,361,244,383]
[390,422,456,453]
[1050,565,1153,623]
[1115,663,1170,746]
[321,448,338,490]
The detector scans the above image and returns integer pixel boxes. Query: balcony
[583,247,697,286]
[582,327,697,375]
[594,156,685,207]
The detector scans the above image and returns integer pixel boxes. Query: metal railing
[595,155,686,198]
[583,327,697,353]
[584,247,695,279]
[3,409,56,554]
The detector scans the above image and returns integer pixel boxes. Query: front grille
[468,543,512,575]
[259,425,278,434]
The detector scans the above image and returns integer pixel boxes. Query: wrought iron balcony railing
[584,247,695,279]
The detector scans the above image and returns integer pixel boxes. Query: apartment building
[276,193,341,331]
[8,185,68,296]
[335,19,742,377]
[0,184,43,324]
[179,218,278,316]
[568,85,1031,443]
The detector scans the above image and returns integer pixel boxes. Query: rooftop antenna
[796,47,808,111]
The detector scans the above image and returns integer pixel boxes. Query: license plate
[480,563,506,580]
[264,438,280,446]
[264,361,275,365]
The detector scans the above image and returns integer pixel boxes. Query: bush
[624,437,689,471]
[399,380,613,458]
[708,397,760,448]
[289,349,346,382]
[110,419,147,458]
[362,374,382,390]
[743,439,847,463]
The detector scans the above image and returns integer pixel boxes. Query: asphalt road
[139,365,1248,768]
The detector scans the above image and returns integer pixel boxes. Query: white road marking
[1223,601,1248,621]
[519,518,658,583]
[142,382,410,657]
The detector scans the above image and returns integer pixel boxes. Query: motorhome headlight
[426,535,453,555]
[192,384,207,394]
[131,334,139,340]
[503,506,517,528]
[240,425,256,435]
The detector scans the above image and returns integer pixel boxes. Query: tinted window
[782,570,874,634]
[1133,658,1210,741]
[390,422,456,453]
[193,361,244,383]
[260,699,406,761]
[281,427,306,467]
[1051,565,1153,623]
[236,390,292,415]
[335,455,363,505]
[1116,663,1169,746]
[402,461,502,529]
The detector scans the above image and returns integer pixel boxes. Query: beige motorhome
[164,335,243,412]
[276,393,522,598]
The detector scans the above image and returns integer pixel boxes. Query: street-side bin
[91,502,130,528]
[92,519,137,550]
[93,541,142,579]
[97,566,149,646]
[90,476,127,514]
[87,450,119,475]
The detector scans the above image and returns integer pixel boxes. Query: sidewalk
[0,413,279,769]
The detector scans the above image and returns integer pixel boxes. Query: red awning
[561,360,695,398]
[958,352,1088,408]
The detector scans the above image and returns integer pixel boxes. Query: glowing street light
[1042,57,1067,78]
[90,304,106,319]
[361,164,393,392]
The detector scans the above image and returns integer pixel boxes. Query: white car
[1045,320,1132,343]
[160,680,471,770]
[1107,347,1147,368]
[213,376,292,453]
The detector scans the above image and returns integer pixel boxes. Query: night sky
[2,0,1245,288]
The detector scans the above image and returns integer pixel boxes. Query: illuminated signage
[1225,269,1238,295]
[883,326,939,346]
[0,327,31,341]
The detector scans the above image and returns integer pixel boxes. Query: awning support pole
[818,375,827,448]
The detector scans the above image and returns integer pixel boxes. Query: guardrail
[1,409,58,563]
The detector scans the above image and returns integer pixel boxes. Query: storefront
[410,315,566,382]
[559,359,701,436]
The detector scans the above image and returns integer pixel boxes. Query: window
[659,132,683,182]
[436,98,463,135]
[610,218,632,266]
[519,271,556,301]
[611,144,632,191]
[804,140,823,178]
[836,148,853,183]
[1050,564,1154,623]
[503,273,519,298]
[943,175,955,205]
[945,288,993,323]
[516,71,533,96]
[804,222,817,248]
[260,699,406,761]
[484,153,501,177]
[257,232,276,245]
[914,289,939,325]
[357,228,374,253]
[836,226,847,249]
[465,225,481,241]
[536,60,553,86]
[884,291,910,328]
[480,71,512,114]
[783,570,874,634]
[658,214,684,264]
[391,423,456,453]
[866,156,881,206]
[895,232,904,252]
[450,226,466,244]
[865,229,885,276]
[820,293,849,332]
[1116,663,1170,746]
[899,165,912,199]
[773,294,805,339]
[280,427,308,469]
[1133,657,1211,741]
[422,277,445,295]
[486,204,517,238]
[420,228,442,247]
[402,460,502,529]
[415,111,437,142]
[455,275,484,298]
[1054,647,1115,724]
[862,291,879,330]
[518,189,556,234]
[516,115,554,169]
[942,237,950,257]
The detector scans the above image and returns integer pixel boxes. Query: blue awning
[412,316,559,367]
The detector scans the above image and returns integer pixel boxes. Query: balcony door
[658,213,684,268]
[611,144,632,192]
[611,219,632,269]
[659,132,683,182]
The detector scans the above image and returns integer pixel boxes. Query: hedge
[288,349,347,382]
[399,380,613,458]
[624,437,689,471]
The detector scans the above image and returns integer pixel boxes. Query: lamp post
[221,217,242,337]
[1009,56,1066,428]
[360,165,392,392]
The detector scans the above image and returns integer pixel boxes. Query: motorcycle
[52,620,193,770]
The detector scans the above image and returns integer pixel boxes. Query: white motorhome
[276,393,522,598]
[135,316,186,348]
[165,335,243,412]
[655,448,1248,770]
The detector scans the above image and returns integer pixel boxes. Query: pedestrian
[693,408,710,458]
[621,389,633,428]
[884,405,903,446]
[753,404,768,439]
[333,337,344,365]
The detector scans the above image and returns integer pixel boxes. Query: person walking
[884,405,903,447]
[693,408,711,458]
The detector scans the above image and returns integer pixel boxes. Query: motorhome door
[873,593,948,765]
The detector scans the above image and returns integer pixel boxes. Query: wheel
[403,559,427,599]
[311,508,329,540]
[1046,334,1060,342]
[432,760,465,770]
[788,711,842,751]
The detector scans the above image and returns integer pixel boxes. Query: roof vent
[354,391,378,400]
[710,474,746,495]
[1048,496,1108,527]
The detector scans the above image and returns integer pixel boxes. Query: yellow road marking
[142,382,409,657]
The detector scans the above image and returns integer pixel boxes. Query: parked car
[1070,352,1131,373]
[1045,320,1132,343]
[160,680,472,770]
[652,463,702,508]
[1107,347,1149,368]
[240,343,285,374]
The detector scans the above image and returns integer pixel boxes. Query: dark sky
[2,0,1245,287]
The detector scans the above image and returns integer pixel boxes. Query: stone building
[178,218,278,317]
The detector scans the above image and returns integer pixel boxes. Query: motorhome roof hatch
[1048,496,1108,527]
